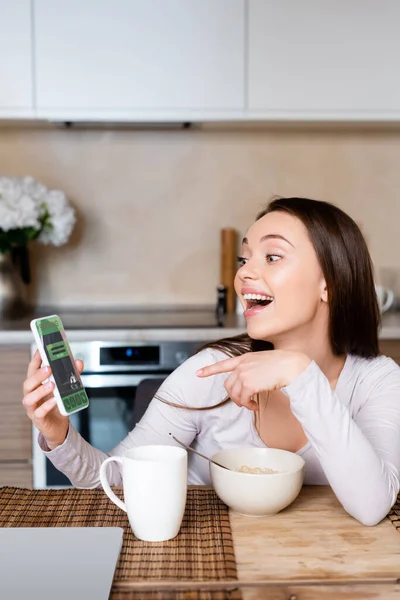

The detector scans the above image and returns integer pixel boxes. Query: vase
[0,252,28,318]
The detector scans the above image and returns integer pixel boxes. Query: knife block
[220,228,238,314]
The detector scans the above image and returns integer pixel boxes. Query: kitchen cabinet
[34,0,245,121]
[0,463,32,488]
[0,0,34,117]
[248,0,400,120]
[1,0,400,123]
[0,346,32,488]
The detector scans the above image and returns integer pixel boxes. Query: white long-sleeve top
[39,348,400,526]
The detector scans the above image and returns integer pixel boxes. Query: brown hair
[206,196,380,358]
[157,197,380,410]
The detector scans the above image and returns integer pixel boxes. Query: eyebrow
[241,234,295,248]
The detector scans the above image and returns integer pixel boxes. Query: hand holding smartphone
[30,315,89,416]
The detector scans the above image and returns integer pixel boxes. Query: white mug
[376,285,395,313]
[99,445,187,542]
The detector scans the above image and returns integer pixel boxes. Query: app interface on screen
[35,317,88,413]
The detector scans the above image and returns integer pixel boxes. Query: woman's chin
[246,322,276,341]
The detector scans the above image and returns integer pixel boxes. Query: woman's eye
[266,254,281,263]
[236,256,248,267]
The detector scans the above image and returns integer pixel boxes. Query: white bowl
[210,447,305,517]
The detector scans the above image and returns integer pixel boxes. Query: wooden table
[3,484,399,599]
[116,486,400,599]
[228,485,400,599]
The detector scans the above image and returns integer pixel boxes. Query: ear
[320,279,328,303]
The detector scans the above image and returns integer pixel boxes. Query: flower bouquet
[0,176,76,315]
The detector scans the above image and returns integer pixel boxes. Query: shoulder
[156,347,232,408]
[172,347,232,379]
[345,353,400,398]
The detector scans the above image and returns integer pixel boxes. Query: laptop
[0,527,123,600]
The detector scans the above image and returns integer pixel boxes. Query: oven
[32,340,204,488]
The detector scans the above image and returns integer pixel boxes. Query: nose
[237,258,261,281]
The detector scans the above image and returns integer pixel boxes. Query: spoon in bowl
[169,433,232,471]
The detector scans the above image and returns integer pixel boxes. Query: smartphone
[30,314,89,417]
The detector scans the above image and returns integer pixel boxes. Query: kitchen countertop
[0,308,246,345]
[1,307,400,345]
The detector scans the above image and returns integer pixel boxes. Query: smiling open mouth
[243,293,274,309]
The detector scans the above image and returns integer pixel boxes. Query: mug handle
[382,288,395,313]
[99,456,126,512]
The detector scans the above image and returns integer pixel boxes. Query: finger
[26,349,43,378]
[223,370,237,398]
[240,389,259,411]
[34,397,57,420]
[245,399,259,411]
[229,378,244,406]
[23,365,52,395]
[24,391,54,421]
[23,381,54,409]
[196,354,246,378]
[75,359,84,374]
[222,370,257,411]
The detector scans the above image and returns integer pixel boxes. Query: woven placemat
[0,486,239,600]
[388,494,400,532]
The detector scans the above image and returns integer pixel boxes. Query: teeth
[243,293,273,301]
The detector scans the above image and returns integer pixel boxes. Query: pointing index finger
[196,355,244,378]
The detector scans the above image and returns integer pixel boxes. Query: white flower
[38,190,76,246]
[0,177,41,231]
[0,175,75,247]
[21,176,47,202]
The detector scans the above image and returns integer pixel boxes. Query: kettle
[375,285,394,313]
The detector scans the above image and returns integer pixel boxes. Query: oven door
[33,372,168,489]
[78,373,167,449]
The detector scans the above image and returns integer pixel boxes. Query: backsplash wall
[0,124,399,308]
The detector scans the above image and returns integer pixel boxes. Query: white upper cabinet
[248,0,400,119]
[34,0,245,120]
[0,0,33,117]
[3,0,400,123]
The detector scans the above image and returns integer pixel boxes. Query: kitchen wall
[0,123,399,308]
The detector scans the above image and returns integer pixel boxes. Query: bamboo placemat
[388,494,400,532]
[0,486,239,600]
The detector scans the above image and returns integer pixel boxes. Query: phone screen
[35,316,89,414]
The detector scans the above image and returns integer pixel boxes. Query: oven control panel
[67,341,204,373]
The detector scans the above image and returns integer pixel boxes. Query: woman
[22,197,400,526]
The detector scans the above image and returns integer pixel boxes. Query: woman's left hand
[196,350,311,411]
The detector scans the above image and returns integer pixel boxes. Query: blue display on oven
[100,345,160,365]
